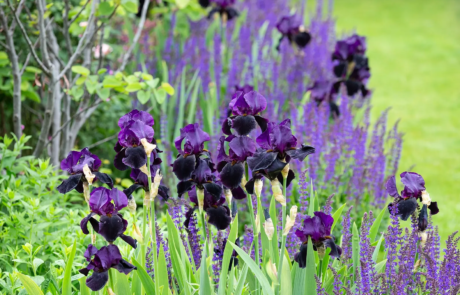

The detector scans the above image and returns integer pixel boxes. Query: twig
[69,0,91,24]
[36,0,52,68]
[58,0,98,79]
[63,0,73,55]
[87,134,118,149]
[117,0,149,72]
[8,0,25,32]
[97,23,105,71]
[5,0,50,75]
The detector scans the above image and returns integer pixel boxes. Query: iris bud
[241,174,247,188]
[421,190,431,205]
[412,259,421,273]
[264,218,275,240]
[128,198,137,213]
[283,205,297,236]
[108,288,116,295]
[150,170,162,200]
[197,188,205,213]
[83,182,90,203]
[140,138,156,157]
[271,179,286,206]
[419,231,428,248]
[266,259,278,282]
[281,162,290,179]
[254,178,263,198]
[255,213,260,235]
[224,189,233,206]
[83,164,95,185]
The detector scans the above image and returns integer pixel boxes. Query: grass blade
[132,257,156,294]
[235,264,249,295]
[17,273,44,295]
[157,246,170,294]
[62,240,77,295]
[199,241,212,295]
[331,203,347,232]
[369,207,387,243]
[228,241,274,295]
[218,215,238,295]
[114,271,130,295]
[372,235,385,263]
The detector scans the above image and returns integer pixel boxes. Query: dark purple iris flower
[307,80,341,117]
[216,135,254,199]
[184,185,231,230]
[114,110,155,171]
[57,148,113,194]
[80,187,137,248]
[207,0,238,21]
[245,119,315,192]
[79,244,136,291]
[385,172,439,222]
[276,15,311,51]
[294,212,342,268]
[223,91,268,136]
[227,85,254,117]
[331,34,370,98]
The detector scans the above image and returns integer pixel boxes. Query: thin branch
[9,0,25,32]
[97,23,105,71]
[117,0,149,72]
[87,134,117,149]
[58,0,98,79]
[0,41,8,49]
[69,0,91,24]
[5,0,50,75]
[36,0,52,68]
[62,0,73,55]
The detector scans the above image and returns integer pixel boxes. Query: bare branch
[69,0,91,25]
[36,0,52,68]
[5,0,50,75]
[8,0,25,32]
[63,0,73,55]
[117,0,149,72]
[58,0,98,79]
[87,134,117,149]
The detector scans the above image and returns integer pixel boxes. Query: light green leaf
[369,207,387,243]
[102,76,123,88]
[199,241,212,295]
[125,82,142,92]
[137,90,149,104]
[122,0,138,13]
[331,203,347,232]
[22,90,40,103]
[217,216,238,295]
[71,66,90,76]
[227,241,274,295]
[97,68,107,75]
[17,273,44,295]
[98,2,114,16]
[175,0,191,9]
[280,251,292,295]
[132,258,156,294]
[0,51,8,59]
[79,276,90,295]
[157,246,170,295]
[62,240,77,295]
[72,87,84,100]
[75,76,87,86]
[154,88,167,104]
[374,259,387,273]
[305,237,317,295]
[146,78,159,89]
[85,80,98,94]
[33,258,44,272]
[25,66,42,74]
[352,222,360,280]
[372,235,385,263]
[321,247,331,283]
[161,82,175,95]
[96,88,110,100]
[114,269,130,295]
[235,264,248,295]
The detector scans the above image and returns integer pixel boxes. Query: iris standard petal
[385,175,400,198]
[118,110,154,128]
[400,172,425,198]
[228,136,256,161]
[109,188,128,211]
[89,187,111,215]
[57,174,83,194]
[84,244,98,262]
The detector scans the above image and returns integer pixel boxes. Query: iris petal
[323,239,342,258]
[57,174,83,194]
[385,176,400,198]
[220,162,244,189]
[173,155,196,181]
[86,270,109,291]
[285,145,315,161]
[93,172,114,189]
[294,243,308,268]
[231,115,257,136]
[418,205,429,231]
[98,215,125,243]
[122,146,147,169]
[120,234,137,249]
[206,206,231,230]
[114,149,128,171]
[429,201,439,215]
[113,259,137,274]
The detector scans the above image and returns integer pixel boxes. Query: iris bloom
[386,172,439,224]
[216,135,255,199]
[57,148,113,194]
[223,91,268,136]
[331,34,370,98]
[81,187,137,248]
[185,185,231,230]
[246,119,315,191]
[79,244,136,291]
[307,80,341,117]
[276,15,311,51]
[207,0,239,21]
[294,212,341,268]
[114,110,156,171]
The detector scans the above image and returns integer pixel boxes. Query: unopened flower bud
[421,190,431,206]
[419,231,428,248]
[224,189,232,205]
[150,169,162,200]
[281,162,290,179]
[266,259,278,282]
[108,287,116,295]
[140,138,157,157]
[255,213,260,235]
[197,188,205,213]
[128,198,137,213]
[254,178,263,198]
[412,259,421,273]
[264,218,275,240]
[241,174,247,188]
[283,205,297,236]
[271,179,286,206]
[83,164,95,185]
[83,182,90,203]
[140,164,149,176]
[133,223,143,242]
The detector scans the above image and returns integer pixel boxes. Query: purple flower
[223,91,268,136]
[385,172,439,221]
[57,148,113,194]
[79,244,136,291]
[80,187,137,248]
[185,186,231,230]
[114,110,156,171]
[294,212,342,268]
[208,0,238,21]
[174,123,210,156]
[199,0,211,8]
[276,15,311,50]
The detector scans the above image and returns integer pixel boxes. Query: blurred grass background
[333,0,460,239]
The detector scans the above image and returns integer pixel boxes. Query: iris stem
[141,192,147,295]
[146,156,159,294]
[277,177,288,295]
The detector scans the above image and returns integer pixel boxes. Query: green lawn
[332,0,460,239]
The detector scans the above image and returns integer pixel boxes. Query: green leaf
[331,203,347,232]
[103,76,123,88]
[137,90,149,104]
[227,241,274,295]
[157,246,170,294]
[175,0,191,9]
[72,87,84,100]
[98,68,107,75]
[369,207,387,243]
[62,240,77,295]
[132,258,156,294]
[321,247,331,283]
[280,251,292,295]
[125,82,143,92]
[235,264,248,295]
[96,88,110,100]
[305,237,317,295]
[85,80,98,94]
[372,235,385,263]
[154,88,167,104]
[218,216,238,295]
[17,273,44,295]
[0,51,8,59]
[79,276,90,295]
[98,2,114,16]
[25,66,42,74]
[292,263,305,295]
[199,241,212,295]
[33,258,44,272]
[22,90,40,103]
[122,0,138,13]
[71,66,90,76]
[161,82,175,95]
[374,259,387,273]
[146,78,160,89]
[352,222,360,280]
